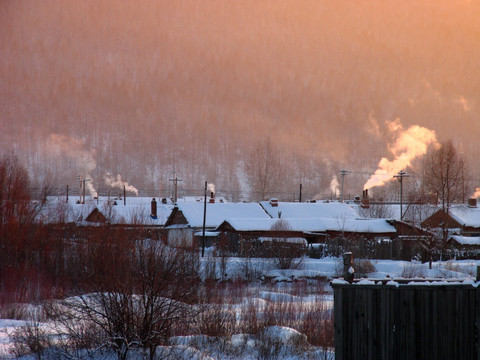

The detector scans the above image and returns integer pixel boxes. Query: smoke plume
[208,182,215,194]
[47,134,98,196]
[363,119,438,190]
[104,173,139,196]
[329,176,340,196]
[473,188,480,199]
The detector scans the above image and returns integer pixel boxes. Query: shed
[85,208,106,223]
[332,279,480,359]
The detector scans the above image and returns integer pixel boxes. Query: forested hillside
[1,0,479,199]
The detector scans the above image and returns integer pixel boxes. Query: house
[215,218,308,253]
[37,196,174,241]
[163,202,272,247]
[85,207,107,223]
[421,200,480,237]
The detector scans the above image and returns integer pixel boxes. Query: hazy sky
[1,0,480,195]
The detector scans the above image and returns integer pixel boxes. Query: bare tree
[358,202,394,219]
[245,139,284,201]
[47,240,200,360]
[269,219,304,270]
[423,140,466,243]
[0,154,35,227]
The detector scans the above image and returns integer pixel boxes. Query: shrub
[10,314,52,360]
[353,258,376,277]
[401,262,425,278]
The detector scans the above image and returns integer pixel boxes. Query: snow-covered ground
[1,255,479,359]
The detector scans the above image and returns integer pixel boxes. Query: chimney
[468,198,477,208]
[209,191,215,203]
[361,189,370,209]
[151,198,157,218]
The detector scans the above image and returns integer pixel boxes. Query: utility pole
[202,181,207,257]
[299,183,303,203]
[394,170,410,220]
[169,171,182,204]
[339,169,349,203]
[78,176,91,205]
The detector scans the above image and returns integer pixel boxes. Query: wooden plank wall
[332,283,480,360]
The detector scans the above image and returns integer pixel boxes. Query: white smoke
[47,134,98,196]
[473,188,480,199]
[329,176,340,197]
[455,95,471,112]
[208,182,215,194]
[104,173,139,196]
[364,119,439,190]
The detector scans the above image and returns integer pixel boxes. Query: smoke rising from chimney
[104,173,139,196]
[473,188,480,199]
[363,119,439,190]
[329,176,340,196]
[207,183,215,194]
[48,134,98,196]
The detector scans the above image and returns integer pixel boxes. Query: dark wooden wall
[332,282,480,360]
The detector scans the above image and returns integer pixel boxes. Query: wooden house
[421,202,480,236]
[163,202,271,247]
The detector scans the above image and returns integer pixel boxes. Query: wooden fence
[332,280,480,360]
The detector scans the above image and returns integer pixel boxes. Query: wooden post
[343,252,354,283]
[202,181,207,257]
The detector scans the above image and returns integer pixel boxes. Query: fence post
[343,252,354,283]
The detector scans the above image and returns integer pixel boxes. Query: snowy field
[1,255,479,360]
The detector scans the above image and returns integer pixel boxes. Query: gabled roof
[421,204,480,229]
[217,217,396,234]
[449,235,480,246]
[448,205,480,228]
[320,218,396,234]
[217,218,326,232]
[260,201,359,219]
[85,208,106,223]
[165,202,271,228]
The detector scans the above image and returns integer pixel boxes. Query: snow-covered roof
[350,202,437,224]
[320,217,396,234]
[218,217,396,234]
[169,202,271,228]
[449,235,480,246]
[260,201,360,219]
[37,196,173,226]
[218,218,325,232]
[448,205,480,228]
